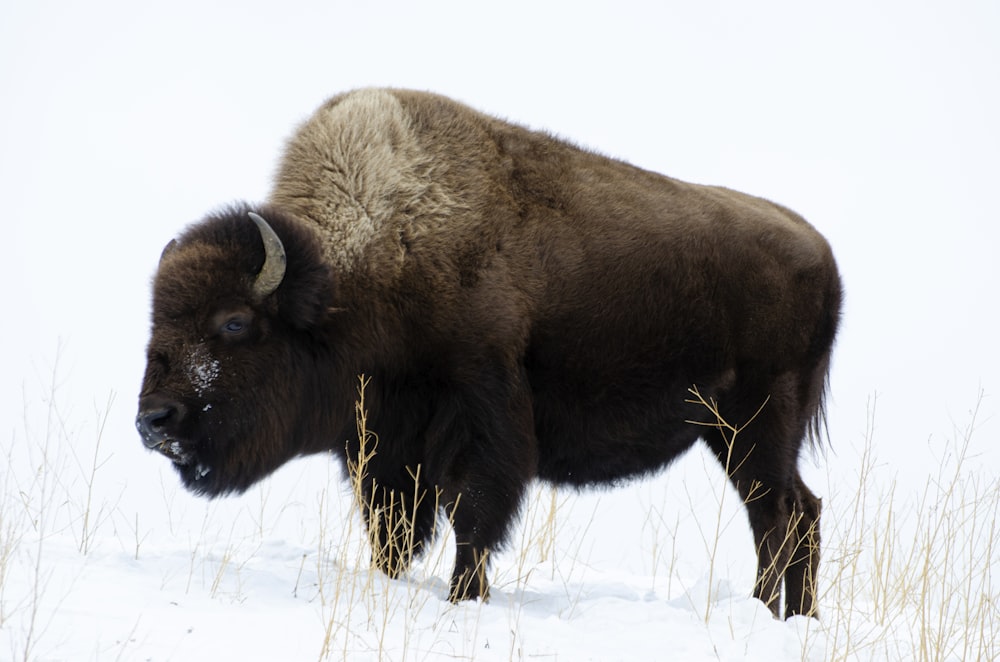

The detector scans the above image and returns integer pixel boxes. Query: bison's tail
[805,267,842,452]
[806,371,833,451]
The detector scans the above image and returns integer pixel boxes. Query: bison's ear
[277,258,338,331]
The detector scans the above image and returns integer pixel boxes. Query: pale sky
[2,0,998,492]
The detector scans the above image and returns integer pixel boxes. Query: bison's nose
[136,403,185,448]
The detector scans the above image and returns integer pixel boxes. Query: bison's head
[136,205,335,496]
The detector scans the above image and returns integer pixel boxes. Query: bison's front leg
[358,474,437,580]
[444,480,524,603]
[431,375,537,603]
[449,540,491,603]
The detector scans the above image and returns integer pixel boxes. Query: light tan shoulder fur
[268,88,456,278]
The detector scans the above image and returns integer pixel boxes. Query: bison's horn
[159,239,179,263]
[248,212,287,300]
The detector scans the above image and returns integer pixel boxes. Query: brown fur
[137,88,842,618]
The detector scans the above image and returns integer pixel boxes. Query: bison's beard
[172,452,217,494]
[164,430,286,498]
[149,436,223,496]
[172,447,257,497]
[140,392,299,497]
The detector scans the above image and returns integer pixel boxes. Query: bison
[137,88,841,619]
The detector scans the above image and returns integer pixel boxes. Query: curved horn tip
[247,211,287,300]
[159,238,179,263]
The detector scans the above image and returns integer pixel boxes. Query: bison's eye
[219,314,252,337]
[212,309,254,340]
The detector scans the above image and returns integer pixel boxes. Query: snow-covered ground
[2,1,998,660]
[2,383,996,660]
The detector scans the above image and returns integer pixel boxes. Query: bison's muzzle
[136,401,190,463]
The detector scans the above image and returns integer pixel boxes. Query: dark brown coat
[137,88,841,618]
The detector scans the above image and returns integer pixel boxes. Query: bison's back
[268,89,840,485]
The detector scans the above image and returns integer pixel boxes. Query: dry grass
[811,394,999,660]
[1,364,997,660]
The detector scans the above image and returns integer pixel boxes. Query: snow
[2,1,999,660]
[185,346,221,397]
[0,449,818,661]
[3,398,995,660]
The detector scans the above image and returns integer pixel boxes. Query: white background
[1,1,998,659]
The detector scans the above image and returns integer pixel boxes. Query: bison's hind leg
[737,470,821,619]
[782,474,821,618]
[700,382,822,619]
[723,465,820,619]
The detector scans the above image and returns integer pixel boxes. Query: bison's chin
[147,438,220,496]
[169,444,266,498]
[174,460,223,496]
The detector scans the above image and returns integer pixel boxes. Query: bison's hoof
[448,574,491,604]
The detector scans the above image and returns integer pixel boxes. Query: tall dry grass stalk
[72,392,116,555]
[3,353,79,661]
[316,375,455,661]
[811,393,999,661]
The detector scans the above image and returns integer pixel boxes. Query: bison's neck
[289,304,406,458]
